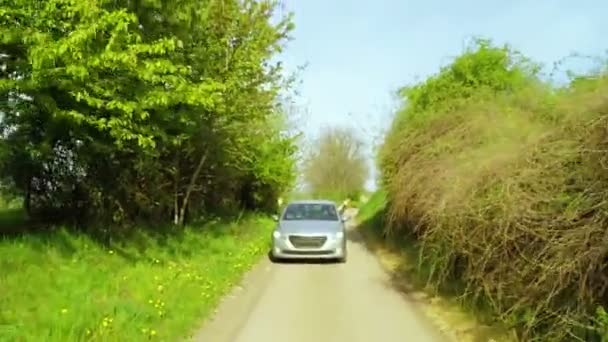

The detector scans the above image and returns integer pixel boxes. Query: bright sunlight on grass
[0,213,272,341]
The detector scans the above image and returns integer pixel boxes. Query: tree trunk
[173,153,180,226]
[24,178,32,216]
[173,190,179,225]
[177,152,207,226]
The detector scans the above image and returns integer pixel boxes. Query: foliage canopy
[0,0,298,226]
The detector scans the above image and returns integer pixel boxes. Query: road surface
[193,209,447,342]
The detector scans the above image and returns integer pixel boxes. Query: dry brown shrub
[384,79,608,340]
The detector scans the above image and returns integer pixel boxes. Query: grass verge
[356,191,516,342]
[0,209,272,341]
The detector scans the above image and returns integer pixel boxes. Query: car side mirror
[341,215,350,222]
[272,214,279,222]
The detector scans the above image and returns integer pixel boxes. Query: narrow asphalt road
[193,209,446,342]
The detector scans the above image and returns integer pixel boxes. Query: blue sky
[277,0,608,190]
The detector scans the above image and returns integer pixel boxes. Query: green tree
[0,0,297,227]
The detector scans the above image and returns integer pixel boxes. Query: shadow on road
[348,224,426,296]
[351,211,510,342]
[348,213,462,341]
[266,251,342,265]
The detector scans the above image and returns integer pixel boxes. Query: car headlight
[335,231,344,239]
[273,230,281,239]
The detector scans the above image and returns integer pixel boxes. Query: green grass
[0,195,22,210]
[0,196,28,234]
[0,212,273,341]
[356,190,386,225]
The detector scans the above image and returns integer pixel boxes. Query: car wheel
[268,251,280,263]
[338,250,347,263]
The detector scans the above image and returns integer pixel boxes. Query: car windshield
[282,203,339,221]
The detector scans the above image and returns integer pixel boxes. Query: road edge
[349,208,465,342]
[189,254,277,342]
[352,207,516,342]
[346,207,450,341]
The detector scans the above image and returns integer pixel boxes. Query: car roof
[286,199,337,206]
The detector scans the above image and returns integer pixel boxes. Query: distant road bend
[194,208,446,342]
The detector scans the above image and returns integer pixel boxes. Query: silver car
[270,200,348,263]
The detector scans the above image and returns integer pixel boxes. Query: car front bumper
[271,234,346,260]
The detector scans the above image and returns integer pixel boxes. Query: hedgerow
[379,39,608,340]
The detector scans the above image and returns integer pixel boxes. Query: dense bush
[378,39,608,340]
[0,0,298,227]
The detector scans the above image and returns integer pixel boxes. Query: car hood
[278,220,342,235]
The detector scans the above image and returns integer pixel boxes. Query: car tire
[268,251,280,263]
[338,250,347,263]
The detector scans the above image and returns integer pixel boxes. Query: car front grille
[288,235,327,248]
